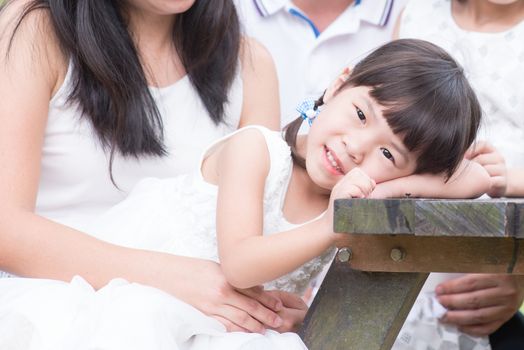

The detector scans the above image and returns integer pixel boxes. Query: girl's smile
[323,146,345,175]
[303,86,418,191]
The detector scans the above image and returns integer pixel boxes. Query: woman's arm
[370,159,490,199]
[238,37,280,130]
[0,5,283,333]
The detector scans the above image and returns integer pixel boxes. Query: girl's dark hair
[285,39,482,180]
[5,0,240,163]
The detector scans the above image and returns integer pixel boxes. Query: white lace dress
[0,126,335,350]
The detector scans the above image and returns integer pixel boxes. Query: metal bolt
[337,247,352,262]
[390,247,406,262]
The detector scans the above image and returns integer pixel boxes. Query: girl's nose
[342,134,366,164]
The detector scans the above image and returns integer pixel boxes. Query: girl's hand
[330,167,376,202]
[173,259,284,333]
[369,179,407,199]
[323,168,375,241]
[265,290,308,333]
[466,141,507,198]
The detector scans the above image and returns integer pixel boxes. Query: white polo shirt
[234,0,407,127]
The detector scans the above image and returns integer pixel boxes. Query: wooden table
[299,198,524,350]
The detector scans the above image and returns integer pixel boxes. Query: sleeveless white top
[36,64,243,230]
[88,126,336,295]
[399,0,524,167]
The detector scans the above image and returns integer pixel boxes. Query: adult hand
[466,141,507,198]
[266,290,308,333]
[436,274,524,337]
[173,259,283,333]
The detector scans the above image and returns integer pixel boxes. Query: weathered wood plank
[334,199,524,237]
[334,199,414,234]
[299,259,427,350]
[302,198,524,349]
[516,202,524,239]
[414,201,515,237]
[335,236,523,274]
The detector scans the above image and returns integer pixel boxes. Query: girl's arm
[505,168,524,197]
[0,5,282,333]
[238,37,280,130]
[214,130,375,289]
[370,159,490,199]
[215,129,334,288]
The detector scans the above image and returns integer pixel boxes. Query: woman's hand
[466,141,507,198]
[158,257,284,333]
[436,274,524,337]
[265,290,308,333]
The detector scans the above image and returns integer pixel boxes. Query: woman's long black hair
[4,0,240,161]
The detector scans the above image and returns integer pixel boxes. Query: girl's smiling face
[304,85,418,190]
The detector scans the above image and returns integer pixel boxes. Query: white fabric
[36,63,243,230]
[86,125,336,295]
[394,0,524,348]
[0,276,305,350]
[0,126,336,349]
[398,0,524,168]
[234,0,407,127]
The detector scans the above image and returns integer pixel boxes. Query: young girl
[395,1,524,349]
[0,39,488,349]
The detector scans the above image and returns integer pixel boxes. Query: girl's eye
[381,148,395,162]
[356,106,366,123]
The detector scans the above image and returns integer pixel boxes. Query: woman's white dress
[0,126,335,349]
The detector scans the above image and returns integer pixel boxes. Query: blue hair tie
[296,99,321,126]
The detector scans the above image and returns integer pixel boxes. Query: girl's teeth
[326,150,342,172]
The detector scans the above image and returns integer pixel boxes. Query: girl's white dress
[0,126,335,350]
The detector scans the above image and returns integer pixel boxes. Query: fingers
[466,141,496,160]
[368,180,402,199]
[435,274,522,337]
[270,306,308,333]
[334,168,376,198]
[440,306,508,336]
[436,274,499,295]
[239,286,283,312]
[469,149,507,197]
[437,285,510,311]
[458,322,505,337]
[482,163,506,176]
[214,304,267,333]
[226,291,283,330]
[213,315,251,333]
[472,152,505,167]
[269,290,308,310]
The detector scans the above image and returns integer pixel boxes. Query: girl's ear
[323,66,352,104]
